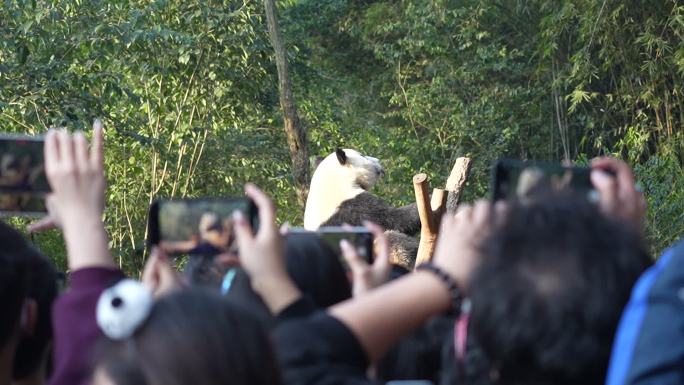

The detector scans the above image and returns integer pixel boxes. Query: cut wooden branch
[430,188,447,230]
[446,157,472,213]
[413,173,432,232]
[413,175,447,267]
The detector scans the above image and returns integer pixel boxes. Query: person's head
[12,244,58,382]
[188,232,351,310]
[95,288,281,385]
[0,229,28,374]
[468,193,651,385]
[284,232,352,308]
[0,221,57,384]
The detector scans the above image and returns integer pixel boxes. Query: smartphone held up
[147,197,258,257]
[287,226,375,268]
[492,159,603,203]
[0,135,49,217]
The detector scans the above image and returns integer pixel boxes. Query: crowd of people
[1,121,682,385]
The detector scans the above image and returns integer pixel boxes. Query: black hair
[468,193,651,385]
[377,314,456,383]
[12,241,58,379]
[0,221,29,350]
[0,221,58,379]
[187,232,351,314]
[98,289,282,385]
[284,232,352,308]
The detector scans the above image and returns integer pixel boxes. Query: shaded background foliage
[1,0,683,274]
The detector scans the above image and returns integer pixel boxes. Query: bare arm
[237,184,499,366]
[330,201,500,363]
[330,270,450,362]
[34,120,114,270]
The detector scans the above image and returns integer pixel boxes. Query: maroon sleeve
[48,267,124,385]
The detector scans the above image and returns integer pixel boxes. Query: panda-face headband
[96,279,153,340]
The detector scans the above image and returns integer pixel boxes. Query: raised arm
[31,120,114,270]
[329,201,500,362]
[233,184,302,314]
[44,121,122,385]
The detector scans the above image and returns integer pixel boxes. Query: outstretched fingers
[363,221,391,273]
[55,130,74,172]
[44,130,59,177]
[73,132,89,172]
[91,119,104,170]
[341,239,368,275]
[245,183,277,235]
[591,157,645,228]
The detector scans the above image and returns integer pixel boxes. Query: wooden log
[413,173,432,232]
[430,188,447,230]
[446,157,473,213]
[413,175,448,266]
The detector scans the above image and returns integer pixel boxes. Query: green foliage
[1,0,683,273]
[284,0,684,254]
[1,0,294,273]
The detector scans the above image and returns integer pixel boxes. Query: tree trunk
[264,0,309,206]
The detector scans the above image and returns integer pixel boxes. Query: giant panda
[304,148,420,268]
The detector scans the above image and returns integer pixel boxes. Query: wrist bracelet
[416,262,464,312]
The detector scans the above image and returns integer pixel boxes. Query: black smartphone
[147,197,258,256]
[492,159,599,202]
[288,227,375,265]
[0,135,50,194]
[0,192,47,217]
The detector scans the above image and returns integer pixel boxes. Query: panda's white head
[304,148,385,230]
[332,148,384,190]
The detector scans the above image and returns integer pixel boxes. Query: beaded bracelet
[416,262,464,312]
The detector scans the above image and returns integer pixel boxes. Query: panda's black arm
[323,193,421,235]
[394,202,421,235]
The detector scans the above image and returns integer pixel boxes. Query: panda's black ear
[335,148,347,165]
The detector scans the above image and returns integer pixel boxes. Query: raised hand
[41,120,114,270]
[591,157,646,231]
[141,247,186,299]
[432,200,505,289]
[232,183,300,314]
[29,120,105,233]
[341,221,392,297]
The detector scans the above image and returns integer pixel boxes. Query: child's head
[94,288,281,385]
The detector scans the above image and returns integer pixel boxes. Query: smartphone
[0,135,50,194]
[492,159,599,202]
[288,227,375,265]
[147,197,258,256]
[0,192,47,217]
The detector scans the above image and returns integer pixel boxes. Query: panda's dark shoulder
[338,191,389,209]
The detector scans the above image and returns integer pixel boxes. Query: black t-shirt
[273,298,376,385]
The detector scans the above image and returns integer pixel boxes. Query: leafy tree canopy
[1,0,682,272]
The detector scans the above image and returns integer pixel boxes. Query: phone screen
[0,192,47,217]
[492,160,598,202]
[148,198,258,256]
[0,135,50,194]
[288,227,375,266]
